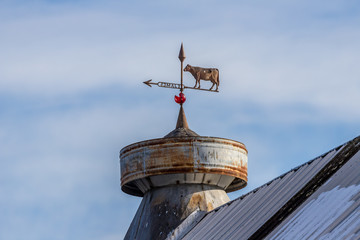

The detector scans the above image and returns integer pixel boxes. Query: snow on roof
[266,150,360,240]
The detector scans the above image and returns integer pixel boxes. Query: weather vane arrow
[143,79,217,92]
[143,79,182,89]
[143,43,220,105]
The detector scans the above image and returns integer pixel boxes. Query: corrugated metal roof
[173,136,360,240]
[266,149,360,240]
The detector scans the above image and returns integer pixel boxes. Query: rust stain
[120,136,247,156]
[207,202,214,211]
[186,193,214,213]
[188,193,206,211]
[121,166,247,185]
[120,136,248,196]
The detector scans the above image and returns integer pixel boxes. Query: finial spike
[178,43,186,62]
[164,104,199,138]
[176,105,189,129]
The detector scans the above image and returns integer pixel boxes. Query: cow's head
[184,64,191,72]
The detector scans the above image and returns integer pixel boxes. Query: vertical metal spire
[178,43,186,93]
[175,105,189,129]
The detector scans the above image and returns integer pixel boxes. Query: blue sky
[1,0,360,239]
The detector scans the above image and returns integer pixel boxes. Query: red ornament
[174,92,186,104]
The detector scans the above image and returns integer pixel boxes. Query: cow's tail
[217,69,220,86]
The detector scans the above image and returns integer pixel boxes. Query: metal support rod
[184,85,219,92]
[178,43,186,93]
[181,60,183,93]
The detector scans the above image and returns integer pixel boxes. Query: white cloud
[0,1,360,239]
[1,0,358,121]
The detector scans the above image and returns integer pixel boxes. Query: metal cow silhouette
[184,64,219,91]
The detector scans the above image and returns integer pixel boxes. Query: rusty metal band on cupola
[120,136,248,197]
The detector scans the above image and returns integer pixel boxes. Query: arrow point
[143,79,152,87]
[178,43,186,62]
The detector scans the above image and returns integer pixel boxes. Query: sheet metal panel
[266,150,360,240]
[179,146,343,240]
[237,150,339,237]
[218,151,336,240]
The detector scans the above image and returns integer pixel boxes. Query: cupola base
[124,184,230,240]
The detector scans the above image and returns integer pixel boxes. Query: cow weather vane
[143,43,219,105]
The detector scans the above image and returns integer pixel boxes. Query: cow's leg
[193,73,198,88]
[210,82,215,90]
[215,83,218,91]
[196,73,201,88]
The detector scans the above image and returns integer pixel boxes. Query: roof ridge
[249,135,360,239]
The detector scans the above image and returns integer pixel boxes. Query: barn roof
[168,135,360,240]
[266,146,360,239]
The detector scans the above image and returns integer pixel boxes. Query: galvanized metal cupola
[120,44,248,240]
